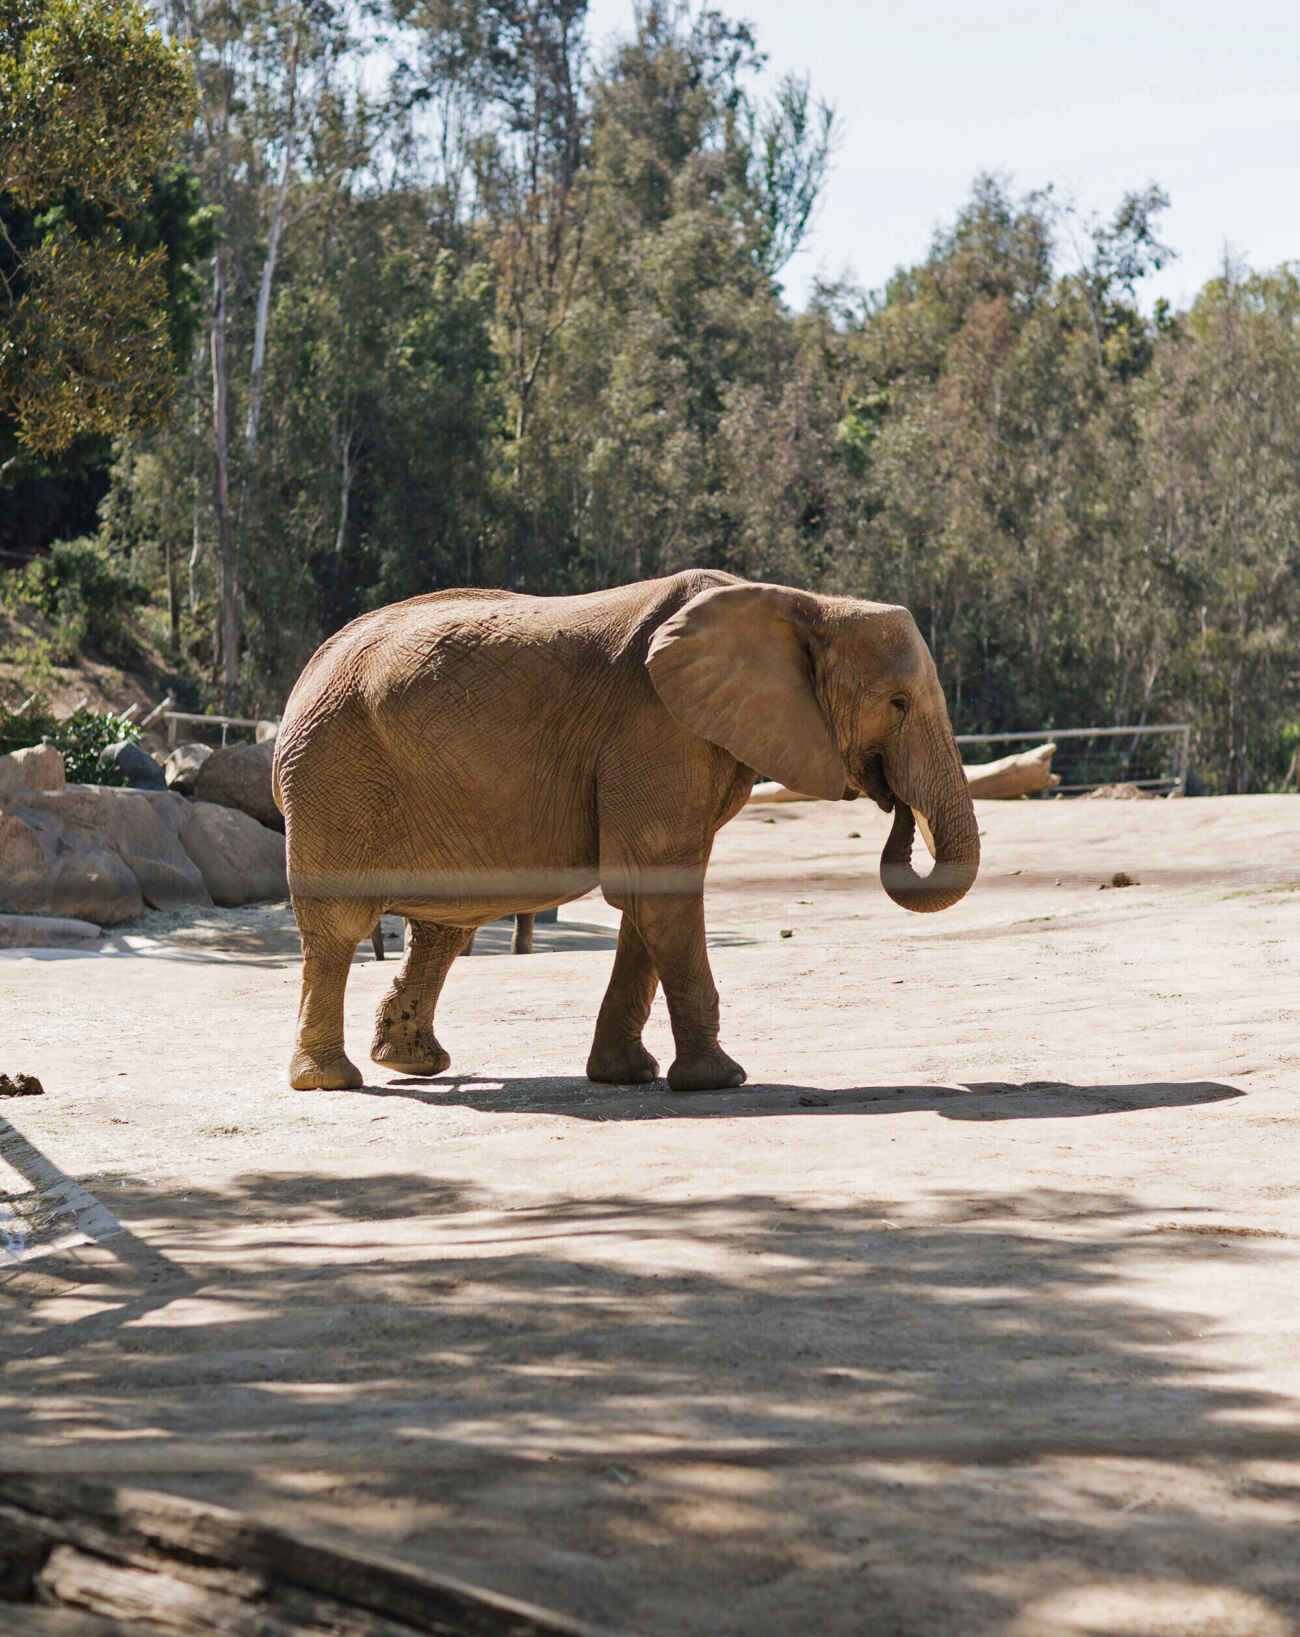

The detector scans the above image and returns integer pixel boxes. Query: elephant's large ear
[645,582,846,800]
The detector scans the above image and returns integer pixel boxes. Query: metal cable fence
[956,724,1191,796]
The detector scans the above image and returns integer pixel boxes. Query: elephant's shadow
[351,1076,1243,1122]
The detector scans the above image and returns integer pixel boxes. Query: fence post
[140,694,174,732]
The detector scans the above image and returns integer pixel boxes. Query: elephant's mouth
[848,749,894,812]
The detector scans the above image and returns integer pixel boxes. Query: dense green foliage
[0,0,199,464]
[2,0,1297,792]
[0,702,141,782]
[13,534,148,660]
[46,705,142,783]
[0,0,208,558]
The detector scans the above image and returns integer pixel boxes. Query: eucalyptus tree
[837,175,1175,736]
[1139,265,1300,790]
[506,2,840,593]
[246,195,499,700]
[169,0,372,706]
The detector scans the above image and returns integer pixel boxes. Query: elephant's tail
[271,742,285,817]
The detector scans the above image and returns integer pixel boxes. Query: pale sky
[584,0,1300,311]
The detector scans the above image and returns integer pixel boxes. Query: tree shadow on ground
[355,1076,1244,1124]
[1,1134,1297,1636]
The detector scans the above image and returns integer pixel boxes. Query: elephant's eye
[889,694,909,715]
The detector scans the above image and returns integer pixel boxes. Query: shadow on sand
[2,1074,1295,1637]
[355,1075,1244,1123]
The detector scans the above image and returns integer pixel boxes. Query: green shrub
[16,538,148,661]
[48,708,144,784]
[2,703,144,784]
[0,701,57,756]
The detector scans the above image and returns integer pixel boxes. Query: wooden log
[0,1474,624,1637]
[748,742,1060,806]
[747,780,816,803]
[964,742,1059,800]
[37,1547,294,1636]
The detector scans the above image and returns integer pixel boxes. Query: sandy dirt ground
[2,793,1299,1636]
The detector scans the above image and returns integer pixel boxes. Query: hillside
[0,598,202,754]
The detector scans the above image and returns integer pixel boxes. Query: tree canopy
[0,0,199,469]
[3,0,1297,794]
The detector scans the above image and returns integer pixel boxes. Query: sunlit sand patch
[1002,1578,1293,1636]
[1,1118,123,1268]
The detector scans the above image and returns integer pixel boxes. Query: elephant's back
[274,590,598,836]
[273,572,739,821]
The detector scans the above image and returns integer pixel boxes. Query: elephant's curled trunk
[879,800,979,914]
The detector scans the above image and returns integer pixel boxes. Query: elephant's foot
[370,1022,451,1078]
[289,1047,363,1091]
[586,1038,659,1085]
[667,1047,746,1093]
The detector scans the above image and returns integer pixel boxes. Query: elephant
[273,570,979,1093]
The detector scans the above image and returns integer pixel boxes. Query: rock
[178,800,287,905]
[0,786,212,924]
[0,805,142,924]
[255,719,279,742]
[97,740,166,790]
[0,913,102,948]
[193,739,282,830]
[0,1072,44,1096]
[164,741,214,795]
[0,742,66,793]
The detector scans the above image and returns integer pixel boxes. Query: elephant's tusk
[914,810,936,859]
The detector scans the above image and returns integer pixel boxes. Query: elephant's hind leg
[290,898,377,1091]
[370,919,468,1077]
[511,912,535,954]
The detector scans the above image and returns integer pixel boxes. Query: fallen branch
[748,743,1059,806]
[964,742,1059,799]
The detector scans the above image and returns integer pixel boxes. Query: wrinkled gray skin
[274,571,979,1093]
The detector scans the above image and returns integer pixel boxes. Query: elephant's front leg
[620,892,745,1093]
[370,920,469,1077]
[587,914,660,1085]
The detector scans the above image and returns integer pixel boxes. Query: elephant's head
[646,580,979,913]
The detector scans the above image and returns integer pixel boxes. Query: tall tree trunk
[334,425,354,557]
[164,534,179,652]
[210,243,239,709]
[188,366,203,617]
[233,29,300,647]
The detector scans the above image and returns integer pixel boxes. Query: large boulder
[97,740,166,790]
[193,739,282,830]
[176,800,287,905]
[0,786,212,924]
[0,743,66,794]
[164,741,214,795]
[1,804,142,924]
